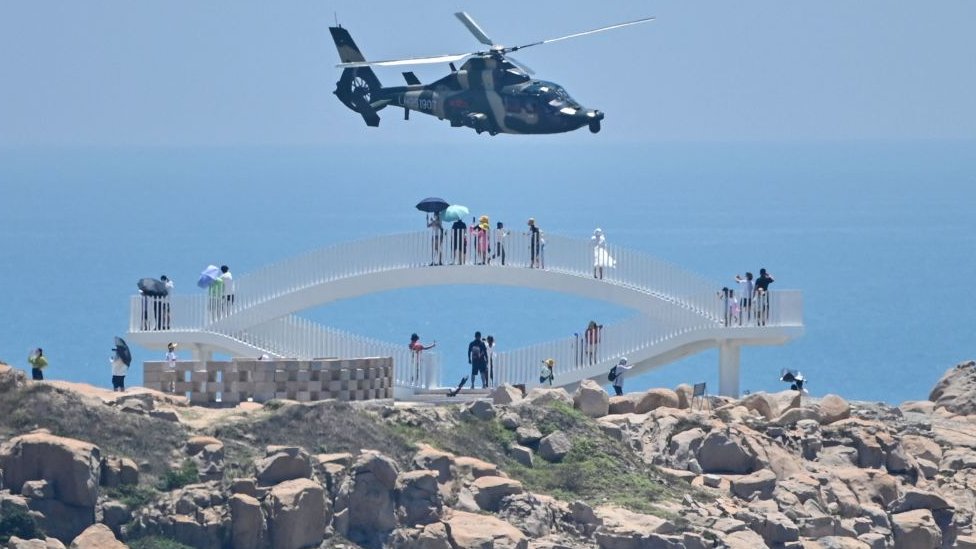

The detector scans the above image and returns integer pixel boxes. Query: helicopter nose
[585,109,604,121]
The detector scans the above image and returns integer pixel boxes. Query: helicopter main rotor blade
[337,52,472,68]
[455,12,495,46]
[508,16,655,53]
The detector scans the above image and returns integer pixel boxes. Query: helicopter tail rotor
[330,26,385,126]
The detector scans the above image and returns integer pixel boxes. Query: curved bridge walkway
[128,231,803,397]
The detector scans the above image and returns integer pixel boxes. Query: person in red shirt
[409,333,436,383]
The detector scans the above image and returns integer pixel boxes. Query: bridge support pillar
[718,342,740,398]
[191,344,213,362]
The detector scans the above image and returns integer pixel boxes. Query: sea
[1,140,974,404]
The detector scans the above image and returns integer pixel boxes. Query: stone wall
[142,358,393,404]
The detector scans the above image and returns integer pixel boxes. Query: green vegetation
[157,460,199,491]
[128,536,196,549]
[0,504,44,543]
[106,484,158,509]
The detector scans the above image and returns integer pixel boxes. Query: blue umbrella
[441,204,470,222]
[197,265,220,288]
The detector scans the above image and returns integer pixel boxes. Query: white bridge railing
[128,231,802,390]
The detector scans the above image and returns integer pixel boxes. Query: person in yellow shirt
[27,348,48,380]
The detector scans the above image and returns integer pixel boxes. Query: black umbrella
[113,336,132,367]
[415,197,449,213]
[137,277,169,297]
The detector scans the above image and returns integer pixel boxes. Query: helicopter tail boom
[330,26,384,127]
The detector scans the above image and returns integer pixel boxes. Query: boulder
[412,444,454,484]
[608,395,637,415]
[767,390,802,414]
[634,388,679,414]
[229,493,269,549]
[492,384,523,405]
[471,476,523,512]
[756,511,799,545]
[453,456,500,479]
[509,445,534,468]
[266,478,327,549]
[185,436,222,456]
[521,387,573,408]
[254,446,312,486]
[499,412,520,430]
[594,505,676,547]
[515,426,543,446]
[818,394,851,424]
[771,406,822,426]
[334,451,399,547]
[68,524,126,549]
[666,427,705,471]
[0,363,28,392]
[396,470,443,526]
[740,392,777,420]
[0,433,101,507]
[929,360,976,415]
[463,400,496,421]
[7,538,66,549]
[731,469,777,500]
[538,431,572,463]
[99,456,138,488]
[891,508,942,549]
[888,488,952,514]
[443,510,527,549]
[100,500,132,538]
[696,430,756,474]
[573,379,610,418]
[674,384,694,409]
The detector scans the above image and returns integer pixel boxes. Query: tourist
[754,268,775,326]
[528,218,542,268]
[472,217,490,265]
[428,212,444,266]
[27,348,47,380]
[493,222,509,265]
[584,320,601,365]
[609,356,633,396]
[539,358,555,386]
[110,347,128,392]
[485,335,497,386]
[208,275,224,320]
[719,287,740,327]
[165,342,178,392]
[591,227,615,279]
[451,218,468,265]
[220,265,235,306]
[734,272,754,325]
[468,331,489,389]
[409,333,436,383]
[159,275,173,329]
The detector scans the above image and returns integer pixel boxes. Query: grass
[106,484,158,509]
[157,460,199,491]
[127,536,196,549]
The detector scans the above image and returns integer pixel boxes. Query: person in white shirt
[111,349,129,392]
[493,222,509,265]
[165,342,178,392]
[734,272,754,325]
[220,265,235,307]
[611,356,634,396]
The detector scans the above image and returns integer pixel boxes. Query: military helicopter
[329,13,653,136]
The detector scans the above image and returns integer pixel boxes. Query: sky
[2,1,975,147]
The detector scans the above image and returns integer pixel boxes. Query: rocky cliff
[1,359,976,548]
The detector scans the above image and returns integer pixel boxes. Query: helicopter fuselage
[357,56,604,135]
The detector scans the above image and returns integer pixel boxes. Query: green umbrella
[442,204,469,222]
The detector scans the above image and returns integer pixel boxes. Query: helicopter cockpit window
[527,81,579,110]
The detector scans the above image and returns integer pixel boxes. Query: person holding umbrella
[110,338,131,392]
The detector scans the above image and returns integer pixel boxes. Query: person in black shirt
[528,218,541,268]
[451,219,468,265]
[468,331,489,389]
[754,268,774,325]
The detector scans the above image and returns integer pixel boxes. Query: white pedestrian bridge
[127,231,803,397]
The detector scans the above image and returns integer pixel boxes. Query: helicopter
[329,12,653,136]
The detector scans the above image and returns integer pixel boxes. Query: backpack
[607,365,618,382]
[471,344,484,363]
